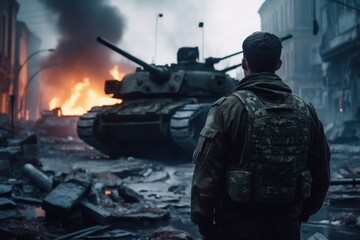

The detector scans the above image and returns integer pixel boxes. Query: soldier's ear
[242,58,248,71]
[275,59,282,70]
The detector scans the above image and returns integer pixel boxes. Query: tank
[77,37,241,159]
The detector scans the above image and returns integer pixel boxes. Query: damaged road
[0,130,360,239]
[0,134,198,239]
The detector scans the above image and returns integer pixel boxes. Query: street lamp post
[21,62,62,118]
[11,48,55,119]
[198,22,204,61]
[154,13,163,64]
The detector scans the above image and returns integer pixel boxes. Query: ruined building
[0,0,19,118]
[320,1,360,123]
[258,0,327,123]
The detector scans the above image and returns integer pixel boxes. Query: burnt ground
[0,134,360,240]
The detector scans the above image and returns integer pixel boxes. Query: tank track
[170,103,212,154]
[77,106,116,156]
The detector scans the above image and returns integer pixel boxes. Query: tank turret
[97,37,237,100]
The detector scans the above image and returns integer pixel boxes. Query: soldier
[191,32,330,240]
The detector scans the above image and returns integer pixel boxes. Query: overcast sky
[17,0,264,78]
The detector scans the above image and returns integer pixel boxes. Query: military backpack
[227,90,312,203]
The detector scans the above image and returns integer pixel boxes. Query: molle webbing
[232,90,311,203]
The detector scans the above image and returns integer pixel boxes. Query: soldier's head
[242,32,282,75]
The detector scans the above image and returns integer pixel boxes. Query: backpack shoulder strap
[232,90,267,118]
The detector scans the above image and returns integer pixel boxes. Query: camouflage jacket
[190,73,331,236]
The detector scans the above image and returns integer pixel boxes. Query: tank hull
[77,99,212,159]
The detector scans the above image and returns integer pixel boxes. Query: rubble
[0,218,59,239]
[22,163,53,192]
[35,108,79,137]
[5,131,360,239]
[0,184,12,196]
[84,228,135,239]
[0,131,39,177]
[80,200,111,224]
[42,180,91,218]
[55,224,109,240]
[307,232,329,240]
[0,198,17,209]
[148,226,194,240]
[325,121,360,143]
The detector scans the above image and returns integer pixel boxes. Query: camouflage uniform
[191,73,330,240]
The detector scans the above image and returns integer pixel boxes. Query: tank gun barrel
[206,35,293,66]
[97,37,169,80]
[218,34,294,73]
[279,34,293,42]
[205,51,243,65]
[220,63,243,73]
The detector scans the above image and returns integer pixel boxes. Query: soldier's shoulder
[212,94,240,107]
[212,96,227,106]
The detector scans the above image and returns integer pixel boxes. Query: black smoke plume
[39,0,127,106]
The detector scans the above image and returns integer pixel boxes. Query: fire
[109,65,124,80]
[104,189,112,196]
[48,65,123,115]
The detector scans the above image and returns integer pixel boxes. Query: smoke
[38,0,127,108]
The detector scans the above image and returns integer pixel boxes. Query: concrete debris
[42,180,91,218]
[325,121,360,143]
[11,194,42,205]
[84,228,135,239]
[0,132,40,176]
[356,217,360,227]
[110,205,170,226]
[0,210,18,220]
[145,170,170,182]
[0,197,17,209]
[117,184,144,203]
[307,232,329,240]
[149,226,194,240]
[0,159,10,175]
[35,109,79,138]
[126,182,181,202]
[331,213,360,226]
[80,200,111,224]
[22,163,53,192]
[90,171,122,187]
[0,218,57,239]
[55,224,109,240]
[0,184,12,196]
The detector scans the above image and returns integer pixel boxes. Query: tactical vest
[227,90,312,203]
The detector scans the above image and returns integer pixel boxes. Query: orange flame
[104,189,112,196]
[109,65,124,80]
[48,65,123,115]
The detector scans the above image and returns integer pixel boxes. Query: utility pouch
[253,174,297,203]
[299,170,312,200]
[226,170,252,203]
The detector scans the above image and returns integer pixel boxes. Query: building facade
[258,0,327,123]
[319,0,360,123]
[0,0,19,117]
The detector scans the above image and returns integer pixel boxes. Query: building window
[310,47,321,65]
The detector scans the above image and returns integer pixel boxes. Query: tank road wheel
[170,103,212,154]
[77,106,121,158]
